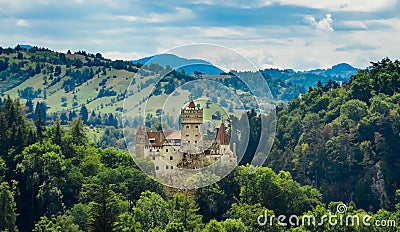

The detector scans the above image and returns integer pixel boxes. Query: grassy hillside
[1,47,347,117]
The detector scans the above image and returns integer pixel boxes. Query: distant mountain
[305,63,359,79]
[133,54,224,75]
[261,64,358,87]
[15,44,33,50]
[260,64,359,101]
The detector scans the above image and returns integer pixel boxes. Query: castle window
[166,166,169,170]
[186,125,189,128]
[195,141,197,144]
[171,166,173,169]
[195,134,198,137]
[186,134,189,137]
[157,149,159,152]
[166,149,169,152]
[195,125,198,128]
[152,156,155,160]
[156,166,159,170]
[170,156,173,160]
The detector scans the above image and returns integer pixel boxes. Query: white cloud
[102,51,147,61]
[16,19,29,27]
[116,7,194,23]
[189,0,397,12]
[339,21,368,30]
[279,0,397,12]
[304,14,333,31]
[1,0,399,71]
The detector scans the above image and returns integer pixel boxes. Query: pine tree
[70,118,87,146]
[53,118,62,146]
[0,182,18,232]
[89,184,119,232]
[34,106,46,142]
[80,105,89,124]
[317,80,323,88]
[0,97,32,161]
[169,193,202,231]
[107,113,118,128]
[34,102,46,122]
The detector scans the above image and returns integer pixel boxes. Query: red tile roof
[165,131,181,139]
[146,131,164,146]
[188,100,196,108]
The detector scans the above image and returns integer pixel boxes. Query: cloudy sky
[0,0,399,70]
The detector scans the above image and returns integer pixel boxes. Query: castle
[134,100,237,174]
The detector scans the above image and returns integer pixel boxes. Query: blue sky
[0,0,399,70]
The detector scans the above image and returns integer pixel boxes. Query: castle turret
[216,123,229,145]
[134,126,146,157]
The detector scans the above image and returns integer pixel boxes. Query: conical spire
[136,125,145,135]
[216,123,229,145]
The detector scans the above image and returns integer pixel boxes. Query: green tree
[227,203,277,231]
[0,96,33,164]
[16,142,66,224]
[203,219,225,232]
[80,105,89,124]
[134,191,169,231]
[70,118,87,146]
[221,219,248,232]
[349,71,372,103]
[34,105,46,141]
[237,165,322,216]
[0,182,18,232]
[46,118,63,147]
[89,184,119,232]
[169,193,202,231]
[0,157,6,182]
[115,212,141,232]
[340,99,368,121]
[69,203,91,231]
[32,215,80,232]
[165,222,185,232]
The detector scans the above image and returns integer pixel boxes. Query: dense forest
[267,58,400,212]
[0,57,399,231]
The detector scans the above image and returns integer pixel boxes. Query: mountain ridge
[133,53,359,78]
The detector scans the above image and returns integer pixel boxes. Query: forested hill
[1,95,399,232]
[1,49,400,230]
[0,46,353,118]
[267,57,400,212]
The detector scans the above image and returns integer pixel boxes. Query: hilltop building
[135,100,236,174]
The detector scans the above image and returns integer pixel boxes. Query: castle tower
[216,123,230,155]
[216,123,229,145]
[180,100,203,151]
[134,126,146,157]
